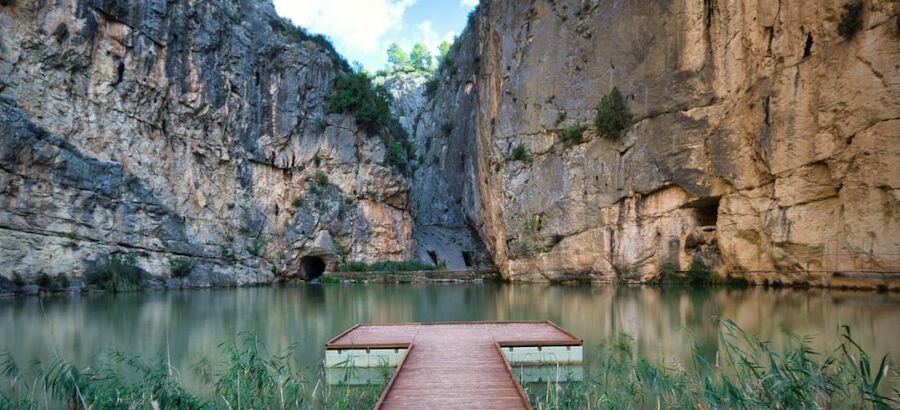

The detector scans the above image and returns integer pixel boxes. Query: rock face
[454,0,900,286]
[0,0,412,285]
[2,0,898,289]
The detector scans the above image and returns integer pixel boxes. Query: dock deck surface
[326,321,581,409]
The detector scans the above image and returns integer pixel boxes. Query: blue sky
[273,0,478,71]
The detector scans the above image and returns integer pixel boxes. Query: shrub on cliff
[327,70,392,135]
[560,125,584,145]
[267,18,349,71]
[837,1,863,40]
[594,87,632,140]
[510,144,531,161]
[86,254,142,292]
[169,258,195,278]
[246,239,265,257]
[314,171,329,186]
[385,140,411,175]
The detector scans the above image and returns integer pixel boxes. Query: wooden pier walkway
[325,321,582,409]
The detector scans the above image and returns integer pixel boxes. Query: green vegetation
[510,144,531,161]
[560,125,584,145]
[313,154,322,167]
[267,18,349,71]
[220,246,237,262]
[509,214,549,258]
[436,40,452,64]
[85,254,143,292]
[292,195,305,208]
[336,260,441,272]
[386,42,411,71]
[34,273,52,289]
[314,171,330,186]
[0,333,384,409]
[594,87,632,140]
[327,70,392,134]
[525,319,899,409]
[423,76,439,98]
[313,115,328,131]
[169,258,195,278]
[409,43,434,72]
[686,255,712,285]
[837,1,864,40]
[385,140,411,175]
[246,238,265,257]
[317,275,342,284]
[11,272,24,287]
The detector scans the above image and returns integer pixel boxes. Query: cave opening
[461,251,474,268]
[695,201,720,227]
[300,256,326,281]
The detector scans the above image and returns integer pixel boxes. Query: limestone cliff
[2,0,898,289]
[449,0,900,287]
[0,0,413,286]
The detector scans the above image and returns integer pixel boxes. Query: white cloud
[273,0,416,56]
[460,0,479,8]
[415,20,456,56]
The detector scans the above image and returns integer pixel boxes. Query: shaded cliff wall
[383,24,493,270]
[461,0,899,286]
[0,0,413,285]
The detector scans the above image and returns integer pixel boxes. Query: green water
[1,284,898,391]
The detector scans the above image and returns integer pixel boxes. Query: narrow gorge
[1,0,898,291]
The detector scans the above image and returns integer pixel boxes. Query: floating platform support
[324,321,583,409]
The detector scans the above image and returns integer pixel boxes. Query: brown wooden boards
[325,321,582,409]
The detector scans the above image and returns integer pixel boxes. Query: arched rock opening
[300,256,326,280]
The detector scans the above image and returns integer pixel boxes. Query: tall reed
[525,319,899,409]
[0,332,383,409]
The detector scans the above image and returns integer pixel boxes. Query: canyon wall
[0,0,413,287]
[2,0,898,289]
[449,0,899,286]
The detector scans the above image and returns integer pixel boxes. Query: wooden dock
[325,321,582,409]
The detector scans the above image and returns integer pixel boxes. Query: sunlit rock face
[0,0,412,285]
[448,0,899,286]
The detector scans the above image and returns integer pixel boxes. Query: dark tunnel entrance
[300,256,326,281]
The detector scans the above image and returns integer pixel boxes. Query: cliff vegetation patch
[837,1,864,40]
[594,87,632,140]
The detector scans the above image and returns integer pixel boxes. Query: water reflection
[0,284,897,391]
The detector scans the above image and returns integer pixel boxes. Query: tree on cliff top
[386,43,412,71]
[409,42,434,72]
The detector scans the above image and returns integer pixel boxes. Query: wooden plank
[325,321,580,409]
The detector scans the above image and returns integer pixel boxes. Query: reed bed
[0,332,383,409]
[1,320,897,409]
[525,319,899,409]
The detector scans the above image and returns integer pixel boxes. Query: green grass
[0,333,384,409]
[336,260,441,272]
[511,144,531,161]
[560,125,584,145]
[525,318,899,409]
[314,171,329,186]
[246,239,265,257]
